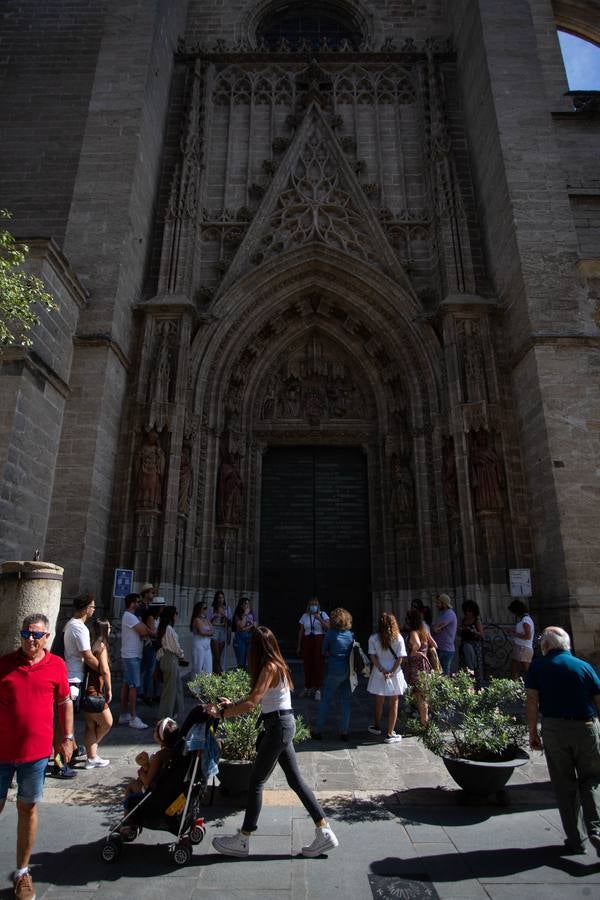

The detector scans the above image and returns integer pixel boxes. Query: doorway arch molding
[192,243,444,428]
[189,243,449,621]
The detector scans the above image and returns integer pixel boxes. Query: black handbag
[80,694,106,714]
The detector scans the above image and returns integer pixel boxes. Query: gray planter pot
[442,748,530,801]
[218,759,254,796]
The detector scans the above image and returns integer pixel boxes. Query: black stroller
[100,708,220,867]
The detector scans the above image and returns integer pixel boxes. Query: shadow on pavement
[370,849,600,881]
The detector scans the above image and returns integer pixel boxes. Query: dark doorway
[259,446,371,650]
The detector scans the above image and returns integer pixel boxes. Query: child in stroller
[101,706,220,866]
[123,717,178,815]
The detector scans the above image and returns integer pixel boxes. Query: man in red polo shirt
[0,613,75,900]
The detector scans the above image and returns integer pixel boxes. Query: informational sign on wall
[509,568,532,598]
[113,568,134,599]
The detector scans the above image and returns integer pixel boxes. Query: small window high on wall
[558,30,600,89]
[257,1,363,50]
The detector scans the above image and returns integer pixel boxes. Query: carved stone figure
[469,430,504,512]
[150,321,174,408]
[135,430,165,510]
[216,448,243,527]
[178,440,193,516]
[390,453,415,526]
[442,437,459,513]
[457,319,486,402]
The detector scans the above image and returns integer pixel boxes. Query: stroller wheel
[189,824,206,845]
[172,842,192,866]
[101,838,121,863]
[120,825,139,843]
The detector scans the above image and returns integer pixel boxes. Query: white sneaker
[384,732,402,744]
[128,716,148,730]
[212,830,250,857]
[301,825,339,857]
[368,725,382,735]
[118,713,131,725]
[85,755,110,769]
[314,690,321,701]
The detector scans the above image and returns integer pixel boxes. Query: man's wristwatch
[64,734,75,741]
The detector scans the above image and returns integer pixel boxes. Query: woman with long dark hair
[83,618,113,767]
[157,606,186,720]
[210,625,339,859]
[405,608,438,727]
[459,599,485,688]
[210,591,229,674]
[189,600,213,676]
[232,596,256,668]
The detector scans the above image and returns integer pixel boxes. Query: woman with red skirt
[296,598,329,700]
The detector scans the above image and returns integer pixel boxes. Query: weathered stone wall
[449,0,600,657]
[42,0,190,598]
[0,243,86,561]
[0,0,109,245]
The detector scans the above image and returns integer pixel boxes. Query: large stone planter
[218,759,254,796]
[443,748,530,803]
[0,561,64,655]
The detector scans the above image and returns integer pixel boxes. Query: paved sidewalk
[1,674,600,898]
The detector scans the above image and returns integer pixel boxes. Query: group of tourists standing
[299,593,537,739]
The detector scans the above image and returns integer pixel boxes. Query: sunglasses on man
[20,630,49,640]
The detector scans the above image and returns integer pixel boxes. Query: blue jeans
[243,713,323,832]
[438,649,455,676]
[316,662,351,733]
[233,631,251,668]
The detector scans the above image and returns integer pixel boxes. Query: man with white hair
[525,626,600,855]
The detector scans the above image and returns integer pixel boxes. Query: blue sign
[113,568,134,599]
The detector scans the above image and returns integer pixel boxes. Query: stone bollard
[0,560,64,656]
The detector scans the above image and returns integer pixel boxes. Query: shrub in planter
[414,670,528,762]
[189,669,309,762]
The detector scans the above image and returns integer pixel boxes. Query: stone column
[0,560,64,655]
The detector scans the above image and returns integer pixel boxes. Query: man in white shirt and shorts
[51,593,101,776]
[119,593,150,729]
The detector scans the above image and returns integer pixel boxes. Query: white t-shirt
[367,633,407,666]
[299,611,329,636]
[63,617,91,683]
[513,614,534,649]
[121,609,143,659]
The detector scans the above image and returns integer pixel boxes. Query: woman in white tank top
[210,625,339,860]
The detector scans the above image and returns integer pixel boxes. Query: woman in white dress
[367,612,407,743]
[190,601,213,675]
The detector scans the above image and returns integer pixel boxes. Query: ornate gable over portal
[218,100,415,298]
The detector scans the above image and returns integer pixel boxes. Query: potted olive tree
[189,669,310,795]
[413,670,529,803]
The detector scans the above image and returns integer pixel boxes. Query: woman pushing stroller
[208,625,339,858]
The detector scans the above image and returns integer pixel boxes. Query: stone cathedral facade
[0,1,599,654]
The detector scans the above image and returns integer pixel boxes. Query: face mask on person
[309,605,318,614]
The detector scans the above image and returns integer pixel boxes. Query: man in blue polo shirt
[525,626,600,855]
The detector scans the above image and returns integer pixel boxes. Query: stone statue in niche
[178,440,193,516]
[469,429,504,512]
[442,436,459,513]
[389,453,415,526]
[216,447,243,527]
[135,430,166,510]
[150,321,175,408]
[457,319,486,403]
